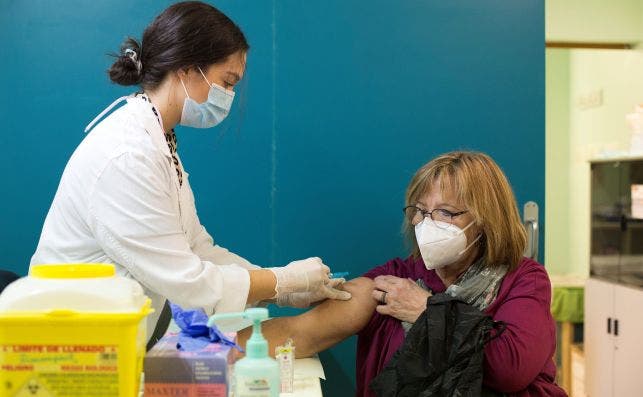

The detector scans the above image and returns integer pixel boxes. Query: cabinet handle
[608,317,612,334]
[614,319,619,336]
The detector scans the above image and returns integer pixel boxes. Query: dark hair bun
[108,37,143,86]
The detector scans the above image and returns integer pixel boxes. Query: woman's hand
[372,275,432,323]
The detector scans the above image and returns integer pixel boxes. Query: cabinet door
[585,278,615,397]
[613,284,643,396]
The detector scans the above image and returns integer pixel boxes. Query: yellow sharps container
[0,263,152,397]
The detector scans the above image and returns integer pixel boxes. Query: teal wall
[0,1,544,394]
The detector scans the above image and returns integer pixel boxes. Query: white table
[281,357,324,397]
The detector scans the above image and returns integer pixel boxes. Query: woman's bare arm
[236,277,378,358]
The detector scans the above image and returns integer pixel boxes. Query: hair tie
[124,48,142,73]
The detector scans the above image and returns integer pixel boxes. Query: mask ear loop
[459,219,476,233]
[456,219,482,257]
[458,233,482,256]
[198,66,235,96]
[178,72,191,99]
[198,67,213,87]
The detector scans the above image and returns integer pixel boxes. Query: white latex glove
[276,278,352,308]
[268,257,330,297]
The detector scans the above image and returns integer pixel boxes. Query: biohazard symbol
[13,377,53,397]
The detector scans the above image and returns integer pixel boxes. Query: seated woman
[236,151,566,396]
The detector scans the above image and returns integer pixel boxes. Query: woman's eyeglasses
[402,205,468,228]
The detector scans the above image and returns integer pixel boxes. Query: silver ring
[380,291,387,304]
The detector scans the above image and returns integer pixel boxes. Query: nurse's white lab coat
[31,96,258,334]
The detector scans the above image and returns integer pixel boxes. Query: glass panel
[620,161,643,287]
[590,162,622,283]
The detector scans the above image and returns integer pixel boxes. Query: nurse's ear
[176,68,190,80]
[171,68,192,105]
[176,67,203,87]
[175,67,198,91]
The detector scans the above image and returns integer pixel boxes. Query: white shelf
[589,155,643,163]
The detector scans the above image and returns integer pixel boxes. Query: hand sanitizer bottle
[209,308,280,397]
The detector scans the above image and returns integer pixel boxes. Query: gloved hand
[268,257,330,297]
[276,278,352,308]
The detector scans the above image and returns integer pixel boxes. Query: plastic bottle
[209,307,280,397]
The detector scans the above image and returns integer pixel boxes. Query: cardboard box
[144,332,237,397]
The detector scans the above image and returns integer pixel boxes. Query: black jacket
[0,269,20,293]
[370,293,504,397]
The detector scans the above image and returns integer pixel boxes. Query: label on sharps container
[236,376,272,397]
[1,344,119,397]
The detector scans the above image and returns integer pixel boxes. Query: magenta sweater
[356,256,567,397]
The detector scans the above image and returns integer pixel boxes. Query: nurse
[30,1,350,347]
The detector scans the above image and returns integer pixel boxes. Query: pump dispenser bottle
[209,307,279,397]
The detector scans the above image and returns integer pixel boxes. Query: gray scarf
[402,259,507,334]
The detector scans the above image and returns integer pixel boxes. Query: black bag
[0,269,20,293]
[370,293,505,397]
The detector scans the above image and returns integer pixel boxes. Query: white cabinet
[584,278,643,397]
[612,284,643,396]
[584,278,613,397]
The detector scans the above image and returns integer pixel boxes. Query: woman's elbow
[483,349,543,392]
[484,369,534,393]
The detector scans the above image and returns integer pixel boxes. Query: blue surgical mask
[179,67,235,128]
